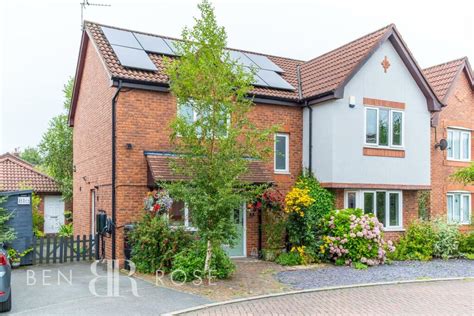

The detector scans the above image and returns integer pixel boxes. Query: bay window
[447,192,471,224]
[365,107,404,147]
[345,190,402,230]
[447,129,471,161]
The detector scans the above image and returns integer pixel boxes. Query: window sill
[444,159,471,167]
[274,171,290,175]
[383,228,405,232]
[363,147,405,158]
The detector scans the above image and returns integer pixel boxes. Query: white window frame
[447,192,471,225]
[177,101,230,138]
[274,133,289,173]
[364,107,405,149]
[344,189,403,231]
[169,202,197,231]
[447,128,471,162]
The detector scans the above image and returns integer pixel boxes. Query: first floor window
[346,190,402,230]
[447,129,471,161]
[447,192,471,224]
[365,107,404,147]
[274,133,289,173]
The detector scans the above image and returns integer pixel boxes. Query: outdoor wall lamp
[126,143,133,150]
[349,96,356,108]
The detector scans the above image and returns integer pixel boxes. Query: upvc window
[365,107,404,147]
[169,200,195,230]
[274,133,289,173]
[447,129,471,161]
[447,192,471,225]
[345,190,403,230]
[178,101,229,138]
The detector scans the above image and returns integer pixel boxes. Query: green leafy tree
[20,147,43,166]
[0,197,16,244]
[163,0,274,277]
[39,78,74,201]
[451,162,474,185]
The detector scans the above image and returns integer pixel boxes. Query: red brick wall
[430,70,474,232]
[72,38,115,257]
[107,88,302,259]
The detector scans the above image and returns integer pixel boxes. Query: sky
[0,0,472,153]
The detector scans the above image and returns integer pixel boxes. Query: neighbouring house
[70,21,447,261]
[424,57,474,231]
[0,153,66,234]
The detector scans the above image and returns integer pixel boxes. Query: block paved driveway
[184,279,474,315]
[9,262,209,315]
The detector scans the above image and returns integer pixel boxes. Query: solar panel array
[101,26,294,90]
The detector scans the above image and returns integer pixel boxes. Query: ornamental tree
[451,162,474,185]
[39,78,74,201]
[0,197,16,244]
[163,0,275,277]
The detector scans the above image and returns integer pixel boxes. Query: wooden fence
[31,234,99,265]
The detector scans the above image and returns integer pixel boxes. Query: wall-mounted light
[126,143,133,150]
[349,96,356,108]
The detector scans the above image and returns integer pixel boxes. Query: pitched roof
[0,153,60,193]
[70,22,444,125]
[145,152,273,184]
[423,57,474,102]
[300,24,392,98]
[84,21,302,101]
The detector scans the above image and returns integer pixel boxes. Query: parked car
[0,245,11,312]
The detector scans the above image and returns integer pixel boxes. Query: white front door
[44,195,65,234]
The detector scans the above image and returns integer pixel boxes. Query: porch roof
[145,151,273,185]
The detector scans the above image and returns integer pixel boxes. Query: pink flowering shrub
[319,209,395,267]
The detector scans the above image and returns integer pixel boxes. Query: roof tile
[423,58,466,101]
[0,153,60,193]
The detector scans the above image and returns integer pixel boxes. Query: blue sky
[0,0,472,153]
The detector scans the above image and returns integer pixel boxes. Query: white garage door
[44,195,65,234]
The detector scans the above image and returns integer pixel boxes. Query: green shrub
[172,241,235,281]
[58,223,73,237]
[466,253,474,260]
[31,193,45,237]
[285,173,334,258]
[432,219,460,259]
[390,220,436,261]
[275,251,302,266]
[353,262,368,270]
[129,213,193,274]
[320,209,394,266]
[459,232,474,254]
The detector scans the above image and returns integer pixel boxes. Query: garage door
[44,195,65,234]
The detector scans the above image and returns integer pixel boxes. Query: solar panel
[251,72,269,87]
[133,33,175,56]
[101,27,142,49]
[245,53,283,73]
[255,69,294,90]
[228,51,257,68]
[163,39,180,55]
[111,45,158,71]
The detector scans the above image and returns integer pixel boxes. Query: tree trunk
[203,238,212,281]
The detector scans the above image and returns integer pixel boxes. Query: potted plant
[7,248,32,268]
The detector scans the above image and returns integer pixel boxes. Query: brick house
[70,22,446,260]
[424,58,474,231]
[0,153,66,233]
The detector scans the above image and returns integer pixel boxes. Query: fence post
[83,235,87,261]
[57,236,61,264]
[46,236,52,264]
[39,237,44,264]
[88,234,93,260]
[76,235,81,261]
[94,234,99,260]
[69,236,74,262]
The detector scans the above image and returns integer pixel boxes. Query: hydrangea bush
[320,209,394,267]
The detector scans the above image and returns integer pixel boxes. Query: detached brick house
[424,58,474,230]
[0,153,65,233]
[71,21,469,261]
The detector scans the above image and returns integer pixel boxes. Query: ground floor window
[168,200,195,229]
[447,192,471,225]
[344,190,403,230]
